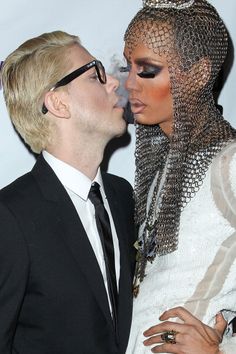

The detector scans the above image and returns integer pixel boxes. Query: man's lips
[113,96,126,109]
[129,98,146,114]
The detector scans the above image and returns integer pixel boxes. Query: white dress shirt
[42,151,120,313]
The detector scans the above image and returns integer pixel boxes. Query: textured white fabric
[220,335,236,354]
[126,142,236,354]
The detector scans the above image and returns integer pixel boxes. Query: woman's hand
[143,306,227,353]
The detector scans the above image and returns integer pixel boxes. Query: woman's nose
[125,71,139,91]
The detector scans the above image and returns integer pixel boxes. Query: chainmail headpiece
[143,0,195,9]
[124,0,236,295]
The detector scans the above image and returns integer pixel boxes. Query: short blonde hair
[1,31,80,153]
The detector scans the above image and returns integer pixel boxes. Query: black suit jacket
[0,155,136,354]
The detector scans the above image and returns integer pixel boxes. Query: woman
[122,0,236,353]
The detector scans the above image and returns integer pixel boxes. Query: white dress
[126,142,236,354]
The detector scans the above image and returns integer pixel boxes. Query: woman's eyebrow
[135,57,164,65]
[123,53,130,63]
[123,53,164,66]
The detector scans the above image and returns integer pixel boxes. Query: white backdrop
[0,0,235,188]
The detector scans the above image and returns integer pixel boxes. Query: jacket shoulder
[102,171,133,193]
[0,172,35,201]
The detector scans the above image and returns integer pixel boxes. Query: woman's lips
[129,99,146,114]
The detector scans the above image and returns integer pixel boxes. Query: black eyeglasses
[42,60,106,114]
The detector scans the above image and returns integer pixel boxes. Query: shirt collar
[42,150,104,201]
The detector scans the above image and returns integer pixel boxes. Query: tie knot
[88,182,104,206]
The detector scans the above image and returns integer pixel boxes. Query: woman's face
[123,42,174,136]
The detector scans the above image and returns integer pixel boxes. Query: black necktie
[88,182,118,328]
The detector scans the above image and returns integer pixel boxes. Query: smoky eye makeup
[119,61,163,79]
[119,63,131,73]
[137,64,163,78]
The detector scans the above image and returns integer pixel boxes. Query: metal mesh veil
[124,0,236,293]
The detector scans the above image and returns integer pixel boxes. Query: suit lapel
[31,155,114,329]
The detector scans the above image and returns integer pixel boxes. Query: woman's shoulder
[217,140,236,159]
[212,140,236,185]
[210,140,236,223]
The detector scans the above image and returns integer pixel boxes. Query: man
[0,31,135,354]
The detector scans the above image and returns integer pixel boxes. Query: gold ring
[161,330,178,344]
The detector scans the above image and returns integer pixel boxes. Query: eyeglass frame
[41,59,107,114]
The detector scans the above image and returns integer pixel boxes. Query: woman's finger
[214,312,227,341]
[143,321,187,337]
[143,334,163,346]
[159,306,200,325]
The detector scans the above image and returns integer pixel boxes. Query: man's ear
[44,90,70,118]
[189,57,212,90]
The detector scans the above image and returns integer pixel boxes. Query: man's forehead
[67,44,94,67]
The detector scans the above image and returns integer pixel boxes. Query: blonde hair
[1,31,81,153]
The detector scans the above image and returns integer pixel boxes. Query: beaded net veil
[124,0,236,294]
